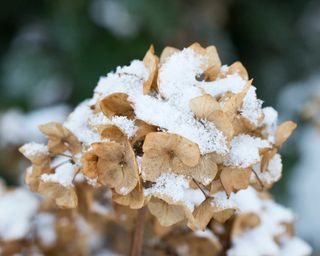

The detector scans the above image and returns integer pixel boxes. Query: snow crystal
[20,142,48,157]
[65,101,102,146]
[252,153,282,185]
[240,86,263,126]
[0,188,39,241]
[145,173,205,211]
[41,162,76,187]
[262,106,278,143]
[280,237,312,256]
[225,134,270,168]
[111,116,137,138]
[212,191,237,209]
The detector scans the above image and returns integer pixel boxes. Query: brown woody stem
[130,206,147,256]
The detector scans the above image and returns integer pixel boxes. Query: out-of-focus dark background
[1,0,320,251]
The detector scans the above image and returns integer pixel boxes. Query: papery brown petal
[113,183,144,209]
[100,93,134,118]
[189,94,221,120]
[189,153,218,186]
[82,151,99,179]
[227,61,249,80]
[38,181,78,208]
[260,148,277,173]
[143,45,159,94]
[148,197,186,226]
[100,125,126,143]
[275,121,297,147]
[220,167,251,196]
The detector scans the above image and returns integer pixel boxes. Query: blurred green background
[1,0,320,250]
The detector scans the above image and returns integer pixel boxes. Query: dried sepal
[188,153,218,186]
[84,141,139,195]
[227,61,249,80]
[147,197,187,227]
[142,132,201,181]
[159,46,180,65]
[39,122,81,155]
[231,213,261,239]
[223,79,252,120]
[260,148,277,172]
[189,42,221,81]
[131,120,157,146]
[99,93,134,118]
[275,121,297,148]
[112,183,145,209]
[100,124,126,143]
[143,45,159,94]
[189,94,234,140]
[38,181,78,208]
[220,167,251,196]
[191,197,235,230]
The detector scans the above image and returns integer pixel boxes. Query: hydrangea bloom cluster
[17,43,310,255]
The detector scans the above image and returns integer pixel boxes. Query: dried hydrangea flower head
[19,43,306,255]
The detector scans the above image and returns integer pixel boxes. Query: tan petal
[209,179,223,195]
[148,197,186,226]
[100,124,126,143]
[189,94,221,119]
[39,122,81,155]
[159,46,180,65]
[220,167,251,196]
[100,93,134,118]
[113,183,145,209]
[227,61,249,80]
[38,181,78,208]
[92,141,124,161]
[260,148,277,173]
[143,45,159,94]
[231,213,261,238]
[275,121,297,147]
[223,79,252,120]
[82,151,99,179]
[131,120,157,146]
[189,153,218,186]
[142,132,200,181]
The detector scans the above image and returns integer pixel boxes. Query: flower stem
[130,206,147,256]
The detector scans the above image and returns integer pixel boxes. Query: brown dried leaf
[100,124,126,143]
[220,167,251,196]
[39,122,81,155]
[275,121,297,147]
[143,45,159,94]
[142,132,200,181]
[100,93,134,118]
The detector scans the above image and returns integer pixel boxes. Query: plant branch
[130,206,147,256]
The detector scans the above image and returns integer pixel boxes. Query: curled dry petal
[227,61,249,80]
[93,141,139,195]
[142,132,201,181]
[188,42,221,81]
[112,183,145,209]
[99,124,126,143]
[188,153,218,186]
[38,181,78,208]
[143,45,159,94]
[189,94,234,140]
[148,197,187,227]
[39,122,81,155]
[100,93,134,118]
[231,213,261,239]
[275,121,297,148]
[190,197,235,230]
[223,79,252,120]
[220,167,251,197]
[260,148,277,173]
